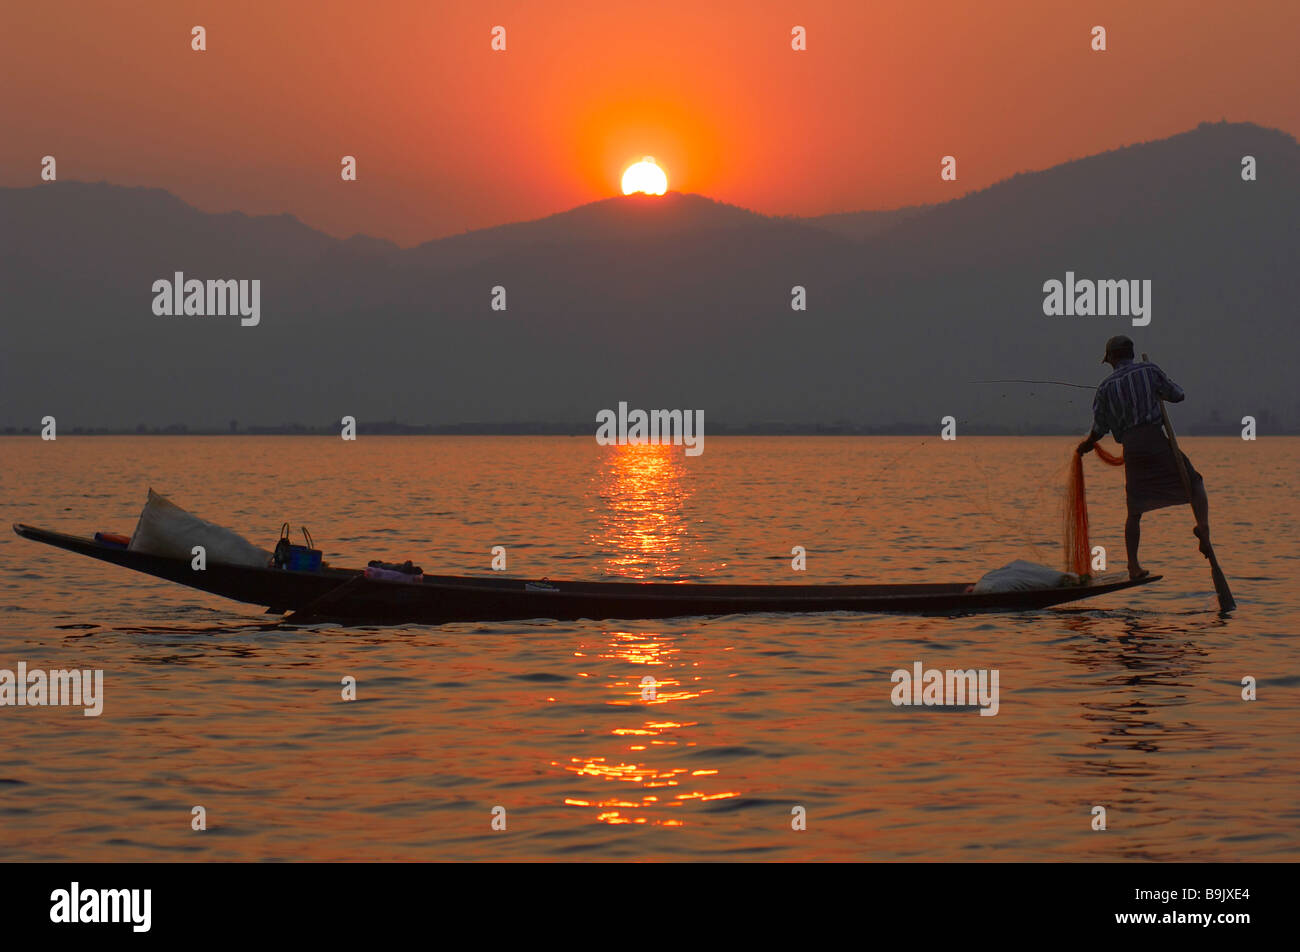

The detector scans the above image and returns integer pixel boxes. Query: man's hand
[1076,438,1095,456]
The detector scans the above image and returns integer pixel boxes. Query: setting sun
[621,157,668,196]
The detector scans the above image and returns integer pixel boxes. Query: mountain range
[2,120,1296,434]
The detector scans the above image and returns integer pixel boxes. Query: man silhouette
[1075,335,1212,580]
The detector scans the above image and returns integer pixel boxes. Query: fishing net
[1063,444,1124,577]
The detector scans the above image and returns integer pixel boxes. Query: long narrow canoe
[13,523,1159,625]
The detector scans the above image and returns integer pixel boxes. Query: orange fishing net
[1063,444,1125,577]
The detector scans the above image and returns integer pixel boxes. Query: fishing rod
[970,379,1095,391]
[850,380,1098,504]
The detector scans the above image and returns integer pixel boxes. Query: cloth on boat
[128,489,272,568]
[971,560,1080,594]
[367,559,423,575]
[1119,422,1203,515]
[364,565,424,583]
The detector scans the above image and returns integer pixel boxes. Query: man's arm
[1077,390,1108,455]
[1152,364,1185,403]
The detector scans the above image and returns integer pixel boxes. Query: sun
[621,156,668,196]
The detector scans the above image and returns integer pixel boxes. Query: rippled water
[1,436,1296,860]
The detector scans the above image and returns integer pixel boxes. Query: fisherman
[1075,335,1212,580]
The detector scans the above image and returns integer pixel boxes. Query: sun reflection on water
[550,447,740,827]
[553,625,739,826]
[590,443,696,578]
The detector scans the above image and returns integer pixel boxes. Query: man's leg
[1190,478,1212,556]
[1126,512,1144,578]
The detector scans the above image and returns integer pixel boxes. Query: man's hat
[1102,334,1134,363]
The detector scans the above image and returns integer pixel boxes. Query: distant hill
[799,204,935,241]
[2,121,1296,433]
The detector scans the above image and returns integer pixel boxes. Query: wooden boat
[13,523,1159,625]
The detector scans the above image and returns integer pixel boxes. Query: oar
[1142,353,1236,612]
[281,573,367,624]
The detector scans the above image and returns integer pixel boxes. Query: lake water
[1,436,1296,861]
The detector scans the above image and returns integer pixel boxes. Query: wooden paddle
[282,573,367,624]
[1142,353,1236,612]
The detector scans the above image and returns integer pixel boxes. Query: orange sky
[2,0,1296,245]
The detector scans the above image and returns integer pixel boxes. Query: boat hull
[13,524,1160,625]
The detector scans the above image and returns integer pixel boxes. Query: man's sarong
[1120,422,1204,515]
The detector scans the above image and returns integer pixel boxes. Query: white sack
[128,488,272,568]
[972,559,1079,594]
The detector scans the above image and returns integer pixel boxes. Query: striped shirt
[1090,359,1185,443]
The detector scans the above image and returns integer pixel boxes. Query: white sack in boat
[971,559,1079,593]
[128,489,272,568]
